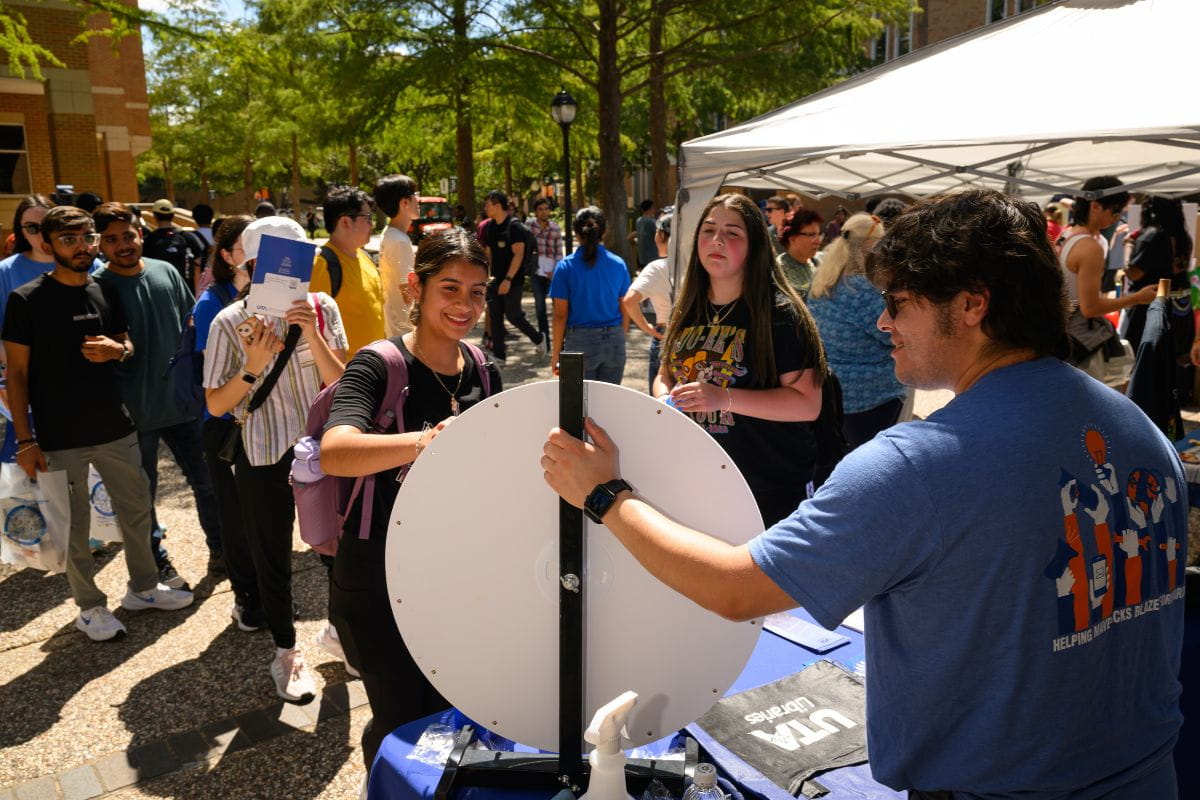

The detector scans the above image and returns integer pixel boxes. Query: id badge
[1090,554,1108,596]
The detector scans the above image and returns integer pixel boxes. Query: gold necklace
[412,336,466,415]
[707,297,739,326]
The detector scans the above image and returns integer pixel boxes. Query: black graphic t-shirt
[2,273,135,450]
[667,300,818,525]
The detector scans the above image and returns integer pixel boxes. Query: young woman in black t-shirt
[319,228,501,770]
[653,193,828,526]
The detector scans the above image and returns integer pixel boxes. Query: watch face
[584,485,611,523]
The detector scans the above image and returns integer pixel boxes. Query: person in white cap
[202,216,349,703]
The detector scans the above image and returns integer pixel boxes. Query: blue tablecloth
[367,608,902,800]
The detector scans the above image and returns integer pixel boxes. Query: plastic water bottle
[681,764,724,800]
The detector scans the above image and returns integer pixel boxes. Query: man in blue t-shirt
[542,189,1185,799]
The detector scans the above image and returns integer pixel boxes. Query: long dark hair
[409,228,489,327]
[1141,196,1193,273]
[664,193,827,388]
[211,215,252,285]
[11,194,53,254]
[573,206,605,265]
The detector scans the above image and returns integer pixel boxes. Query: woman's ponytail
[573,206,607,266]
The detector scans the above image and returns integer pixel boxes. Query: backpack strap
[310,292,325,336]
[342,339,410,540]
[320,245,343,299]
[463,341,493,397]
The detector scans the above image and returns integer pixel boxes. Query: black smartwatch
[583,479,633,524]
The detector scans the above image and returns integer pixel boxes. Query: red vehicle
[409,196,454,242]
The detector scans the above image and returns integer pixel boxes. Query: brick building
[0,0,150,237]
[872,0,1058,64]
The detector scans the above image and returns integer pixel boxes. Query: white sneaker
[316,622,360,677]
[76,606,126,641]
[271,647,316,703]
[534,333,548,357]
[120,584,194,612]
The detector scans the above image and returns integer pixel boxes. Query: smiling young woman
[317,228,503,771]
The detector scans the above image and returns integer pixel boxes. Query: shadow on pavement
[120,624,355,797]
[0,572,215,750]
[0,546,121,633]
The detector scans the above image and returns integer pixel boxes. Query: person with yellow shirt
[310,186,384,354]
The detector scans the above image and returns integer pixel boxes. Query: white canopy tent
[673,0,1200,269]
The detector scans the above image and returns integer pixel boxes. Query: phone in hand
[236,316,264,347]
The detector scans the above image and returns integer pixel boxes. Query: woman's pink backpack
[291,339,490,555]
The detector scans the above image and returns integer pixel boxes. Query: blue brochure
[247,234,317,317]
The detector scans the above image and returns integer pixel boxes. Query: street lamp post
[550,89,577,253]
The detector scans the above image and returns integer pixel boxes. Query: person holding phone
[204,216,348,703]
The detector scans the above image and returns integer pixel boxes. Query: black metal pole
[557,352,585,790]
[562,123,573,254]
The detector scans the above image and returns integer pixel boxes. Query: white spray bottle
[580,690,639,800]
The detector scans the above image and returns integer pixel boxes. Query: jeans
[564,326,626,384]
[138,420,222,564]
[202,416,260,612]
[530,274,551,338]
[44,432,159,609]
[648,332,663,392]
[487,275,542,359]
[233,449,297,650]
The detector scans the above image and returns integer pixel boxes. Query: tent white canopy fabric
[673,0,1200,269]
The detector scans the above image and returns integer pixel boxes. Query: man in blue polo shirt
[542,189,1185,799]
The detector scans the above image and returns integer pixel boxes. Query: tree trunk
[503,154,513,202]
[199,155,210,207]
[162,156,175,202]
[291,131,302,215]
[596,0,628,262]
[243,156,254,212]
[575,154,584,210]
[349,142,359,187]
[648,0,669,209]
[453,0,476,220]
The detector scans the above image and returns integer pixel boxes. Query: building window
[1018,0,1055,12]
[988,0,1007,24]
[870,29,887,65]
[894,14,912,57]
[0,125,32,196]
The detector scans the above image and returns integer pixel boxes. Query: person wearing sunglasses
[0,196,103,407]
[763,195,791,257]
[807,213,905,449]
[544,188,1184,800]
[2,206,194,642]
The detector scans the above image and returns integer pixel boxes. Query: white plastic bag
[88,464,121,543]
[0,464,70,573]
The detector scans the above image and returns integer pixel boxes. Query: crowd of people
[0,172,1190,798]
